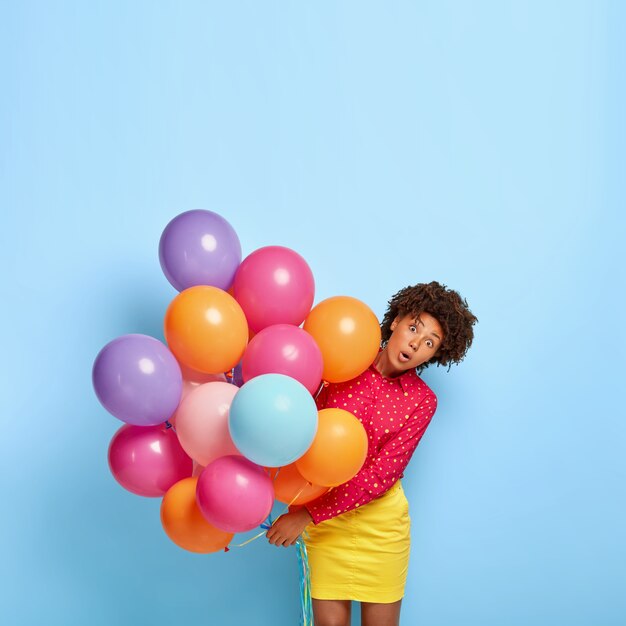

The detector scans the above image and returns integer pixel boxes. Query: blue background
[1,2,624,625]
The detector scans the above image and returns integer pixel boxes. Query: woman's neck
[374,349,401,378]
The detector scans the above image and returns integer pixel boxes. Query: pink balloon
[233,246,315,333]
[175,382,240,466]
[196,455,274,533]
[242,324,323,395]
[169,371,230,428]
[108,424,192,497]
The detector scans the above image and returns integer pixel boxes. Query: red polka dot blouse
[305,362,437,524]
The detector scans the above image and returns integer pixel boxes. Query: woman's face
[384,312,444,375]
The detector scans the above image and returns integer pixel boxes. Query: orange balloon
[160,477,233,553]
[164,286,248,374]
[296,408,368,487]
[303,296,381,383]
[269,463,329,505]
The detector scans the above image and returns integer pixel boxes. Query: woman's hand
[266,507,313,547]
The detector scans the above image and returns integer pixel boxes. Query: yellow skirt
[304,482,411,603]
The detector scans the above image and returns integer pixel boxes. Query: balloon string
[296,535,313,626]
[314,380,327,400]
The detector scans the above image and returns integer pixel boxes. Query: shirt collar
[367,359,418,393]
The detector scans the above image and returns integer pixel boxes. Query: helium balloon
[93,334,182,426]
[168,379,212,429]
[164,285,248,374]
[159,210,242,292]
[229,374,318,467]
[175,382,240,467]
[304,296,381,383]
[296,408,368,487]
[196,455,274,533]
[242,324,323,395]
[233,246,315,333]
[108,423,192,497]
[161,477,233,553]
[270,464,329,505]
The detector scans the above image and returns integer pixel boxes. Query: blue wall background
[1,2,624,625]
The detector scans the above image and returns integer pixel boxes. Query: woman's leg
[361,599,402,626]
[312,599,351,626]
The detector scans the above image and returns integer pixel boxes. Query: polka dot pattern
[305,362,437,524]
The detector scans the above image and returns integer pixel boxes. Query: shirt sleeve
[305,392,437,524]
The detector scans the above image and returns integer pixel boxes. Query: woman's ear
[390,316,401,331]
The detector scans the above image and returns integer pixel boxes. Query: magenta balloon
[108,424,193,497]
[195,455,274,533]
[233,246,315,333]
[242,324,323,395]
[175,382,240,467]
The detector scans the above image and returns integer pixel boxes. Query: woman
[267,281,477,626]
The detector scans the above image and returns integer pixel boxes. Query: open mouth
[399,351,410,363]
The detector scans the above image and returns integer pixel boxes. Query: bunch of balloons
[92,210,382,553]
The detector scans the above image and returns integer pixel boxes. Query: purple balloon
[196,455,274,533]
[108,423,192,497]
[159,210,242,292]
[93,334,183,426]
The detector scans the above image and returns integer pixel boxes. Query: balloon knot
[226,371,233,379]
[224,546,230,552]
[165,420,173,429]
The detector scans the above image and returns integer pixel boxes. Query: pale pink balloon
[242,324,323,395]
[196,455,274,533]
[169,375,230,428]
[108,423,192,497]
[233,246,315,333]
[175,382,240,466]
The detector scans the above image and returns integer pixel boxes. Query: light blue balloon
[229,373,318,467]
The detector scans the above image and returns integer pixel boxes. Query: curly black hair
[380,281,477,372]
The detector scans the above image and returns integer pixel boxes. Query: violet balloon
[108,423,193,497]
[159,210,242,292]
[196,455,274,533]
[233,246,315,333]
[242,324,323,395]
[93,334,182,426]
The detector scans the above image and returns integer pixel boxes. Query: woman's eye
[426,340,433,348]
[409,325,417,332]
